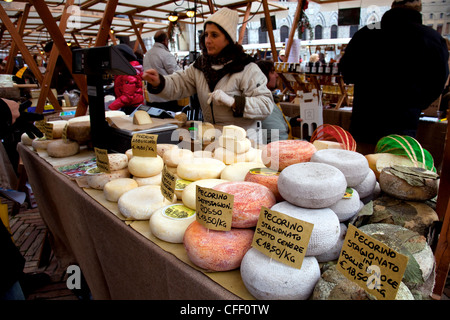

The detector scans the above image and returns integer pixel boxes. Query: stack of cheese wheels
[261,140,317,171]
[181,178,228,210]
[128,154,164,187]
[271,201,341,256]
[177,158,226,181]
[149,204,196,243]
[310,149,370,187]
[118,185,176,220]
[103,178,138,202]
[278,162,347,209]
[212,181,276,228]
[329,188,363,222]
[46,139,80,158]
[220,161,265,182]
[86,153,130,190]
[183,221,254,271]
[244,167,282,202]
[213,125,257,164]
[240,248,321,300]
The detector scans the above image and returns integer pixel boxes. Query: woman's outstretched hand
[143,69,160,87]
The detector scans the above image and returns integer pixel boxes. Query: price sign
[161,165,176,202]
[131,133,157,157]
[94,147,110,173]
[337,224,409,300]
[44,122,53,140]
[195,186,233,231]
[252,207,313,269]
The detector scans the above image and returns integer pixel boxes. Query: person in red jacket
[108,44,144,114]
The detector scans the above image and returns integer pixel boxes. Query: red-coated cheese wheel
[261,140,317,171]
[244,167,283,202]
[213,181,276,228]
[183,221,254,271]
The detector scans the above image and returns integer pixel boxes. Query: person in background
[143,8,273,142]
[257,60,294,142]
[278,50,286,62]
[340,0,449,154]
[143,31,182,112]
[108,44,144,115]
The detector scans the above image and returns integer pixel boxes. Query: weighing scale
[72,45,178,153]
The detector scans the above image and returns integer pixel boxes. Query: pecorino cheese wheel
[177,157,226,181]
[213,147,257,165]
[118,185,176,220]
[47,120,68,139]
[353,169,377,199]
[220,162,265,182]
[149,204,196,243]
[244,167,282,202]
[107,153,129,171]
[181,178,228,210]
[128,155,164,178]
[86,168,130,190]
[271,201,341,256]
[183,220,254,271]
[278,162,347,209]
[103,178,138,202]
[46,139,80,158]
[163,148,194,167]
[133,172,162,186]
[32,137,59,151]
[66,121,91,144]
[316,223,348,263]
[157,143,178,158]
[240,248,321,300]
[213,181,276,228]
[261,140,317,171]
[329,188,361,222]
[310,149,369,187]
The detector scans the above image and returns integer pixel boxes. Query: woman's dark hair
[255,60,275,82]
[199,21,236,55]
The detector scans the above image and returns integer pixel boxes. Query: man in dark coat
[340,0,449,154]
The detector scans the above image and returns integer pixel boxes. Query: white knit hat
[204,8,239,43]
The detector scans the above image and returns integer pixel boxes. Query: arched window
[349,25,359,37]
[315,25,323,40]
[280,26,289,42]
[258,27,268,43]
[330,25,338,39]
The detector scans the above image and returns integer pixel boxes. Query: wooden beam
[238,2,252,45]
[94,0,119,47]
[128,15,146,54]
[262,0,277,62]
[5,5,30,75]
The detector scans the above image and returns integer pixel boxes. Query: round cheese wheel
[133,172,162,186]
[125,149,133,160]
[163,148,194,167]
[128,155,164,178]
[105,110,126,118]
[157,143,178,158]
[261,140,316,171]
[213,147,256,165]
[107,153,129,171]
[329,188,361,222]
[32,137,59,151]
[311,149,370,187]
[149,204,196,243]
[220,162,265,182]
[213,181,276,228]
[177,158,226,181]
[47,139,80,158]
[183,221,254,271]
[181,179,228,210]
[244,167,282,202]
[103,178,138,202]
[193,150,213,158]
[68,115,90,124]
[271,201,341,256]
[86,168,130,190]
[240,248,320,300]
[21,132,34,146]
[118,185,176,220]
[278,162,347,209]
[353,169,377,199]
[316,223,348,263]
[66,121,91,144]
[175,179,192,200]
[48,120,68,139]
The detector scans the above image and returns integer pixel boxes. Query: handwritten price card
[131,133,157,157]
[195,186,233,231]
[337,224,409,300]
[252,207,313,269]
[94,147,110,173]
[161,165,176,202]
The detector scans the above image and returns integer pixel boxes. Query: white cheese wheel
[353,169,377,199]
[271,201,341,256]
[163,148,194,167]
[157,143,178,158]
[105,110,126,118]
[181,179,228,210]
[125,148,133,160]
[32,138,59,151]
[149,204,196,243]
[118,185,176,220]
[193,150,213,158]
[222,125,247,141]
[21,132,34,146]
[310,149,370,187]
[48,120,68,139]
[329,188,361,222]
[220,162,265,182]
[86,168,130,190]
[218,136,251,154]
[316,223,348,263]
[103,178,138,202]
[46,139,80,158]
[213,147,257,165]
[240,248,321,300]
[175,179,192,199]
[278,162,347,209]
[107,153,129,171]
[312,140,344,151]
[128,155,163,178]
[133,172,162,186]
[176,158,226,181]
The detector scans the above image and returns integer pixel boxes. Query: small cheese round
[107,153,129,171]
[103,178,138,202]
[213,181,276,228]
[128,155,164,178]
[86,168,130,190]
[157,143,178,158]
[21,132,34,146]
[149,204,196,243]
[244,167,282,202]
[177,158,226,181]
[353,169,377,199]
[46,139,80,158]
[218,136,251,154]
[183,221,254,271]
[133,172,162,186]
[181,179,229,210]
[220,162,265,182]
[32,137,58,151]
[213,147,256,164]
[311,149,370,187]
[261,140,316,171]
[240,248,321,300]
[329,188,361,222]
[163,148,194,167]
[118,185,176,220]
[278,162,347,209]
